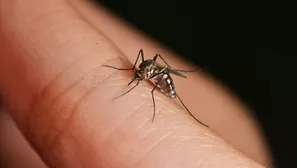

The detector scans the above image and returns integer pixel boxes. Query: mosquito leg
[153,54,171,67]
[150,72,166,122]
[176,93,208,127]
[150,84,158,122]
[127,77,136,86]
[102,65,133,70]
[139,49,145,64]
[112,79,140,101]
[130,49,144,69]
[102,49,145,70]
[153,54,188,78]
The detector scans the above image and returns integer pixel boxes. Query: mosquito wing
[155,64,188,78]
[168,68,188,78]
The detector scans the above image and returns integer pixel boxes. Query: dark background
[95,1,296,167]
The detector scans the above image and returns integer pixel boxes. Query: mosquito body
[103,49,208,127]
[153,68,176,98]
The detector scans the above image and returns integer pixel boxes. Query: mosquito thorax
[138,59,155,69]
[137,60,159,79]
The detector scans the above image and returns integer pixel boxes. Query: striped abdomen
[154,73,176,98]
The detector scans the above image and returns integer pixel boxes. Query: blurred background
[95,0,296,168]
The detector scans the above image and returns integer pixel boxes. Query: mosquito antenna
[176,93,208,127]
[112,79,140,101]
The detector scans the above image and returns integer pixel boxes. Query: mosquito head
[133,69,144,80]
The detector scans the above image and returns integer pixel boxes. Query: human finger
[0,0,266,168]
[70,1,271,166]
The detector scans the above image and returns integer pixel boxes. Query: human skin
[0,0,271,168]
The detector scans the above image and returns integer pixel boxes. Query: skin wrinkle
[55,118,102,168]
[22,19,95,136]
[27,51,119,143]
[157,98,180,116]
[135,117,152,132]
[40,58,121,147]
[129,118,152,151]
[84,103,149,167]
[85,131,107,167]
[41,81,89,157]
[189,140,243,168]
[51,136,88,168]
[118,123,160,164]
[41,75,97,151]
[42,61,150,167]
[137,131,210,168]
[171,135,200,148]
[133,130,174,168]
[126,117,154,165]
[124,119,163,166]
[206,143,254,167]
[82,110,137,167]
[40,71,85,148]
[41,62,122,156]
[26,56,85,138]
[96,102,146,148]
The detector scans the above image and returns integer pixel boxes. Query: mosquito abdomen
[154,73,176,98]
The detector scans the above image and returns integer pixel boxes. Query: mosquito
[103,49,208,127]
